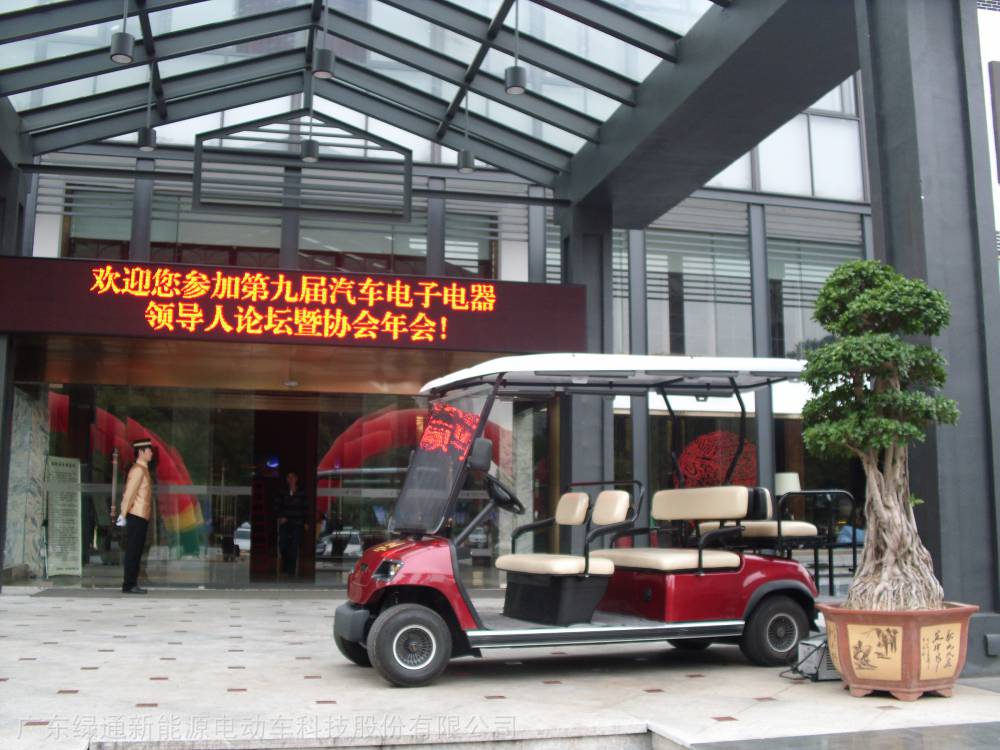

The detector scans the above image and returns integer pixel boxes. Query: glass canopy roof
[0,0,723,186]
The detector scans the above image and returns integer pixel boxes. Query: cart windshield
[389,384,494,535]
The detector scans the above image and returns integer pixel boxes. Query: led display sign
[417,402,481,460]
[0,257,586,353]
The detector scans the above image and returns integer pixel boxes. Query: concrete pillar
[628,229,650,530]
[856,0,1000,674]
[527,185,547,283]
[280,166,301,269]
[0,337,12,592]
[129,157,153,261]
[426,177,445,276]
[749,204,775,494]
[557,203,614,552]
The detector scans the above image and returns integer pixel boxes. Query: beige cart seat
[495,489,630,576]
[699,488,819,539]
[593,486,752,572]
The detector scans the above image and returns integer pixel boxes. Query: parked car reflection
[234,521,251,552]
[316,529,363,559]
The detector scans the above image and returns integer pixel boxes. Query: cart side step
[467,619,744,649]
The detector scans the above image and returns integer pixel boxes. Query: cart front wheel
[335,633,372,667]
[368,603,452,687]
[740,594,808,666]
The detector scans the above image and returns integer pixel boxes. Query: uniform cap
[132,438,153,449]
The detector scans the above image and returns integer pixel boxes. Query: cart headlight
[373,559,404,581]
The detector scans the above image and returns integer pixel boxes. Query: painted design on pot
[847,624,902,680]
[920,624,960,680]
[826,624,840,672]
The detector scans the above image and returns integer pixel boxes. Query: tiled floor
[1,589,999,750]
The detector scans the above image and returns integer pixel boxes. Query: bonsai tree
[802,260,958,611]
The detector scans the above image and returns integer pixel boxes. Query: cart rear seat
[592,546,740,571]
[593,486,755,573]
[699,488,819,539]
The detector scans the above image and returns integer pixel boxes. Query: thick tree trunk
[843,446,944,611]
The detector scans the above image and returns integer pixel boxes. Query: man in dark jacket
[275,471,308,576]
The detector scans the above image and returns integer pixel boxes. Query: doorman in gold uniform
[114,439,154,594]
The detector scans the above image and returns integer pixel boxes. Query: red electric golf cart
[334,354,821,687]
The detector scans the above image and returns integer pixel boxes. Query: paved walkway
[1,587,999,749]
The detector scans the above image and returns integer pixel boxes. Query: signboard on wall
[0,257,586,353]
[45,456,82,577]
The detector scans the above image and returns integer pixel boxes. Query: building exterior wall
[0,12,909,591]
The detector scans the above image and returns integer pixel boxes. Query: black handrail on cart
[775,489,858,596]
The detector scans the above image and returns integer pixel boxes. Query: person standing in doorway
[113,438,155,594]
[276,471,308,577]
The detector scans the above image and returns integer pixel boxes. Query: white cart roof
[421,353,804,396]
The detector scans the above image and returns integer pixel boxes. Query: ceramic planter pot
[817,601,979,701]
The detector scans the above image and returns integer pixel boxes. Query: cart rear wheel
[668,638,712,651]
[368,603,452,687]
[334,633,372,667]
[740,594,808,666]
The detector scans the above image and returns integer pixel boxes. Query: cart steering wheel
[485,474,525,515]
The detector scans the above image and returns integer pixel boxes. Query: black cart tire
[335,633,372,667]
[740,594,808,666]
[368,603,452,687]
[668,638,713,651]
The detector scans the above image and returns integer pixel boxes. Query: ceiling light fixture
[109,0,135,64]
[312,0,335,79]
[137,69,156,152]
[458,94,475,173]
[505,0,526,95]
[301,138,320,163]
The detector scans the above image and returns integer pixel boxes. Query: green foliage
[813,260,950,337]
[802,261,958,461]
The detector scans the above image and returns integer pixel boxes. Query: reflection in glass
[759,115,812,195]
[601,0,716,36]
[509,2,660,82]
[809,116,864,201]
[357,1,481,64]
[481,49,619,121]
[645,224,752,357]
[706,153,753,191]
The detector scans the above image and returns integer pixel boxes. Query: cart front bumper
[334,602,372,644]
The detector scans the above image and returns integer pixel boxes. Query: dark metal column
[558,203,614,553]
[0,335,11,592]
[527,185,546,283]
[989,62,999,179]
[861,214,875,261]
[628,229,650,530]
[128,157,153,261]
[279,166,301,270]
[856,0,1000,674]
[749,203,775,494]
[426,177,445,277]
[19,170,38,257]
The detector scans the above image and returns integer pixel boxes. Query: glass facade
[3,379,568,590]
[614,407,863,530]
[707,77,866,203]
[2,1,876,592]
[603,198,866,361]
[766,206,865,358]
